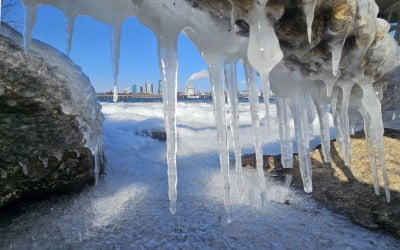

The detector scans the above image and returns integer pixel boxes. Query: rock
[243,129,400,238]
[193,0,398,82]
[0,24,105,209]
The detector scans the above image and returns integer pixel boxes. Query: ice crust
[19,0,400,216]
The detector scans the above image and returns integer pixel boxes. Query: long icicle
[359,83,390,202]
[339,82,354,165]
[359,108,380,195]
[244,60,267,208]
[291,90,313,193]
[209,59,232,222]
[276,97,294,168]
[22,1,37,55]
[261,78,271,129]
[110,22,122,103]
[303,0,318,44]
[65,15,75,55]
[312,84,332,163]
[157,30,180,214]
[224,62,244,201]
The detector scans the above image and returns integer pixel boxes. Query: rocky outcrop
[193,0,399,81]
[0,24,105,209]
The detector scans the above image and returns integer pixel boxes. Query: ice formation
[19,0,400,217]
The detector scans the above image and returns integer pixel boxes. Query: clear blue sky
[4,2,249,93]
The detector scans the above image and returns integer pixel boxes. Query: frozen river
[0,102,399,249]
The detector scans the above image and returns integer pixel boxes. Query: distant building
[139,86,144,93]
[144,82,153,94]
[124,88,131,94]
[132,84,137,94]
[185,82,196,96]
[158,80,163,95]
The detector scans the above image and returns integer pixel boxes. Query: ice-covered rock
[0,23,105,209]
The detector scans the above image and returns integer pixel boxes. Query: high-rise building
[139,86,144,93]
[144,82,153,94]
[132,84,137,94]
[158,80,163,95]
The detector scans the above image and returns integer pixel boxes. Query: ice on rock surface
[19,0,400,216]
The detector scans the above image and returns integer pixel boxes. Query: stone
[0,24,105,209]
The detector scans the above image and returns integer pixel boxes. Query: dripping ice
[19,0,400,219]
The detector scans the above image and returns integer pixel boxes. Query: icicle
[224,62,244,201]
[339,82,354,165]
[228,0,235,31]
[112,85,118,103]
[305,91,316,136]
[157,30,180,214]
[247,0,283,123]
[331,43,344,77]
[303,0,317,44]
[361,109,380,195]
[331,87,340,118]
[311,83,332,163]
[261,78,271,129]
[285,174,293,188]
[323,75,339,98]
[357,83,391,202]
[209,59,232,222]
[110,22,122,103]
[276,97,294,168]
[65,15,75,55]
[22,1,37,55]
[243,60,267,208]
[290,90,313,193]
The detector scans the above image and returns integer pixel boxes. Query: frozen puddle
[0,102,399,249]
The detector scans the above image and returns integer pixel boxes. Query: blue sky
[4,2,249,93]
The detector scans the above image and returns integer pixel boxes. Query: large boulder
[0,24,105,209]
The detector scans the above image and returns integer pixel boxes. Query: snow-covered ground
[0,102,399,249]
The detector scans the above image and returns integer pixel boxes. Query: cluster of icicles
[13,0,399,222]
